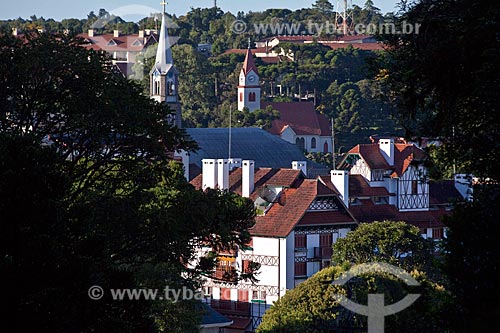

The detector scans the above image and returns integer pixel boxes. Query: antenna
[214,0,217,9]
[228,106,232,159]
[335,0,353,35]
[331,117,336,170]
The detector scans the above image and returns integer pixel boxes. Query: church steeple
[237,40,261,112]
[150,1,181,127]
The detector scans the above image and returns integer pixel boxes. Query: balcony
[214,268,238,283]
[314,246,333,260]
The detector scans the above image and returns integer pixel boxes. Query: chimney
[378,138,395,166]
[113,30,120,38]
[138,30,144,38]
[331,170,349,207]
[454,174,473,201]
[217,159,230,190]
[242,160,255,198]
[88,29,94,37]
[174,150,190,181]
[202,159,218,190]
[228,158,242,171]
[12,28,18,36]
[292,161,308,177]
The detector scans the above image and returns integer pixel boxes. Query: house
[337,136,467,238]
[190,160,357,331]
[78,29,164,77]
[236,48,333,153]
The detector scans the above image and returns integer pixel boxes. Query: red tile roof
[349,144,390,169]
[324,43,384,51]
[77,32,159,52]
[349,199,448,228]
[263,101,331,136]
[349,174,391,197]
[242,48,258,75]
[251,179,355,237]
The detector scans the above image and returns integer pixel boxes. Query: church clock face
[248,75,255,83]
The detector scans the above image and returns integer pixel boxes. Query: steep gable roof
[349,144,390,169]
[242,48,258,75]
[263,102,331,136]
[251,179,356,237]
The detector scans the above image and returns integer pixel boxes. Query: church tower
[237,44,261,112]
[150,2,182,127]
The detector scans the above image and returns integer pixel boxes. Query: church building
[237,47,333,153]
[149,3,182,128]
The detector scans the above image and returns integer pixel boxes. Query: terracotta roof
[392,144,425,177]
[242,47,258,75]
[263,101,331,136]
[349,199,448,228]
[251,179,354,237]
[349,174,391,197]
[77,32,160,52]
[349,144,390,170]
[347,142,426,176]
[298,210,355,226]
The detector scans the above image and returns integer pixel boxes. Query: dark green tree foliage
[443,186,500,332]
[379,0,500,181]
[332,221,435,274]
[0,32,257,332]
[257,264,452,333]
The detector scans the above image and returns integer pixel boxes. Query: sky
[0,1,399,21]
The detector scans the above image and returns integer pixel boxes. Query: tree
[312,0,334,14]
[379,0,500,182]
[443,186,500,332]
[257,264,452,332]
[0,32,257,332]
[332,221,435,274]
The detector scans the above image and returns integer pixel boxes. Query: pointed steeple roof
[242,47,258,75]
[153,9,174,74]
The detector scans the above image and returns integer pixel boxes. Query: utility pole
[214,0,217,9]
[331,117,336,170]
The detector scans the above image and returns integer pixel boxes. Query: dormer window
[132,39,142,46]
[107,39,117,46]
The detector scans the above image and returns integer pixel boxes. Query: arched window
[311,137,317,149]
[239,92,243,102]
[296,137,305,151]
[154,79,161,95]
[167,80,173,95]
[323,141,329,153]
[249,92,256,102]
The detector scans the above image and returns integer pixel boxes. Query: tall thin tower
[335,0,354,35]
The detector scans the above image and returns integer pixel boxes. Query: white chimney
[88,29,94,37]
[113,30,120,38]
[379,138,395,166]
[292,161,308,177]
[217,159,230,190]
[331,170,349,207]
[12,28,18,36]
[138,30,145,38]
[202,159,218,190]
[228,158,242,171]
[242,160,255,198]
[174,150,190,181]
[454,174,473,201]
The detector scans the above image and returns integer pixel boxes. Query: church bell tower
[237,41,261,112]
[150,1,182,127]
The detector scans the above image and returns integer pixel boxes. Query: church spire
[242,42,257,76]
[154,1,174,73]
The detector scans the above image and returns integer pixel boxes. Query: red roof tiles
[349,174,391,197]
[263,101,331,136]
[242,48,258,75]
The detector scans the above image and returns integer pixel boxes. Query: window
[220,288,231,300]
[412,180,418,194]
[242,260,252,273]
[204,286,212,297]
[294,262,306,276]
[239,92,243,102]
[320,233,333,247]
[249,92,256,102]
[296,137,305,151]
[238,290,248,302]
[252,290,259,300]
[373,196,389,205]
[323,141,329,153]
[295,234,307,249]
[432,228,444,239]
[311,137,317,149]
